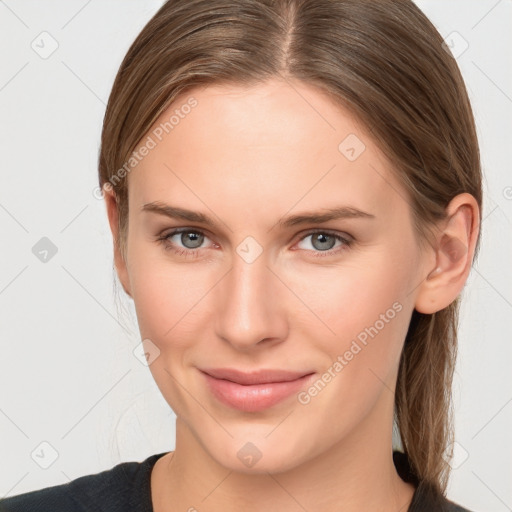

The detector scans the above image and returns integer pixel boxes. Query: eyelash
[156,228,353,259]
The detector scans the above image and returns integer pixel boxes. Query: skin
[104,78,480,512]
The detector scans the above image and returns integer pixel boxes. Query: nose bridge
[215,246,286,348]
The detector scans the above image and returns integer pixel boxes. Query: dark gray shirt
[0,451,474,511]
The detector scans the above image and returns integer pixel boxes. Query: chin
[199,431,310,475]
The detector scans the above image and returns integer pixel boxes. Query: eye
[157,228,213,258]
[172,230,205,249]
[156,228,353,259]
[295,230,353,257]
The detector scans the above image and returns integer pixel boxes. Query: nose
[214,246,288,351]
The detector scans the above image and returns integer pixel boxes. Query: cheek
[287,258,413,434]
[281,248,414,374]
[127,247,221,351]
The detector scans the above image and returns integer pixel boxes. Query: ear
[103,185,133,299]
[415,193,480,314]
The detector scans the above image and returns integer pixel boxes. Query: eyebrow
[141,201,375,229]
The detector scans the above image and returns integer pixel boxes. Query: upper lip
[200,368,314,385]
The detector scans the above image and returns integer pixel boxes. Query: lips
[199,367,316,412]
[200,367,313,385]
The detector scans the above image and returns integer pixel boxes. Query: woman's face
[116,78,432,472]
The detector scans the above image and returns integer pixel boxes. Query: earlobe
[414,193,480,314]
[103,185,133,299]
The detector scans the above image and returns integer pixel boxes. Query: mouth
[199,368,316,412]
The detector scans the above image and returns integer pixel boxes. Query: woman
[1,0,481,510]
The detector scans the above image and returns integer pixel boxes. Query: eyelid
[158,226,214,243]
[157,227,354,262]
[291,228,354,257]
[158,227,352,247]
[159,227,216,248]
[294,228,353,244]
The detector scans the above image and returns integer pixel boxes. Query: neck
[153,395,415,512]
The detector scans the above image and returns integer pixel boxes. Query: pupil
[312,233,335,251]
[182,231,203,249]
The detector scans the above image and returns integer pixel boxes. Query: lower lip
[200,371,316,412]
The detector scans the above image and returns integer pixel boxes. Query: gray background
[0,1,511,510]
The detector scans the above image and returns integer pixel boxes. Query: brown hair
[98,0,482,495]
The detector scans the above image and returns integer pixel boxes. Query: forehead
[128,79,410,222]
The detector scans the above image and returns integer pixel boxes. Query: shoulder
[393,451,476,512]
[0,452,168,512]
[443,500,476,512]
[408,480,476,512]
[410,481,477,512]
